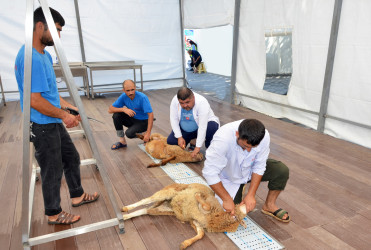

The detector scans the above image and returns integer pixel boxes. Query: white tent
[1,0,370,149]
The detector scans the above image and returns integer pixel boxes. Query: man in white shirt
[202,119,290,222]
[167,87,219,158]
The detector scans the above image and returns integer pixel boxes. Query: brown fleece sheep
[138,133,204,168]
[121,183,247,249]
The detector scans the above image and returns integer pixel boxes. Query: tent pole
[73,0,86,62]
[179,0,186,87]
[317,0,343,132]
[230,0,241,104]
[21,0,34,249]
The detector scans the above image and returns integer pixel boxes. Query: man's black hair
[177,87,194,101]
[238,119,265,146]
[33,7,65,30]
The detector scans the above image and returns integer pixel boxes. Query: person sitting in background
[108,79,154,149]
[187,49,202,73]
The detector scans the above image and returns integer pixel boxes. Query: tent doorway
[184,26,233,102]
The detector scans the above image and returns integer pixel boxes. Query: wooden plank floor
[1,88,371,250]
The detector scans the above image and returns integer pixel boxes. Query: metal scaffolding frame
[21,1,124,249]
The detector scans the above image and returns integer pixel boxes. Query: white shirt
[170,92,219,148]
[202,120,270,201]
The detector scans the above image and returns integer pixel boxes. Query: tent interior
[0,0,371,249]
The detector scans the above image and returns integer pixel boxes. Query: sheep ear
[239,205,247,215]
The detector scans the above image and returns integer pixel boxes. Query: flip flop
[48,211,80,225]
[72,193,100,207]
[261,208,290,223]
[111,142,127,150]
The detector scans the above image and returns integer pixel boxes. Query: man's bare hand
[240,195,256,213]
[123,107,136,117]
[143,132,150,143]
[178,137,186,149]
[223,198,235,216]
[191,147,201,158]
[62,113,79,128]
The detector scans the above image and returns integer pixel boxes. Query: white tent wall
[234,0,371,148]
[183,0,234,28]
[0,0,183,100]
[324,0,371,148]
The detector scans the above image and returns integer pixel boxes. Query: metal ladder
[21,1,124,249]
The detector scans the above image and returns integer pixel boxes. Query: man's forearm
[108,105,124,114]
[146,112,154,134]
[210,182,233,203]
[31,93,67,119]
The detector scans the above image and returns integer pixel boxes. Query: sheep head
[206,204,247,233]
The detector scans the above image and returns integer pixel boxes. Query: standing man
[15,7,99,225]
[108,79,154,149]
[202,119,290,222]
[187,49,202,73]
[167,87,219,158]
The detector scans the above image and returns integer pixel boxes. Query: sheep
[137,133,204,168]
[121,183,247,249]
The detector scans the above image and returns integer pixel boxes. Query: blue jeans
[167,121,219,148]
[31,122,84,216]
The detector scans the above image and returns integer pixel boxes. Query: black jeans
[112,112,148,138]
[233,159,289,204]
[31,122,84,216]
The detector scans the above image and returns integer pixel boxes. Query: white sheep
[138,133,204,168]
[121,183,247,249]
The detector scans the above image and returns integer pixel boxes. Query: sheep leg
[180,221,205,249]
[147,155,176,168]
[123,207,149,220]
[195,193,211,212]
[122,184,187,212]
[136,133,144,140]
[122,197,156,212]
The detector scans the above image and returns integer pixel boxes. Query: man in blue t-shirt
[108,79,154,149]
[14,7,98,225]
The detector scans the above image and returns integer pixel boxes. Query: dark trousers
[112,112,148,138]
[233,159,289,204]
[190,58,202,68]
[31,122,84,216]
[167,121,219,148]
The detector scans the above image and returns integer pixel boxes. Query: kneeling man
[167,87,219,158]
[108,79,153,149]
[202,119,290,222]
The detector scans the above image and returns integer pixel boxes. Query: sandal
[111,142,127,150]
[261,208,290,223]
[48,211,80,225]
[72,192,100,207]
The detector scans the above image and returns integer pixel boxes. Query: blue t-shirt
[14,45,62,124]
[179,108,198,132]
[112,91,152,120]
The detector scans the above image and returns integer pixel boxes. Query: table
[53,63,90,98]
[84,61,143,99]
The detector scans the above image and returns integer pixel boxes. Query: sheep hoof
[121,206,129,212]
